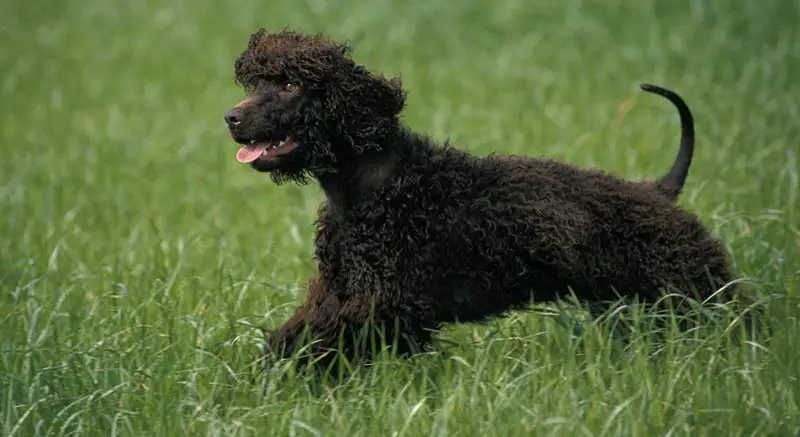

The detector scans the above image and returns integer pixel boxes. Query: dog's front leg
[262,276,381,372]
[262,276,430,370]
[262,276,333,363]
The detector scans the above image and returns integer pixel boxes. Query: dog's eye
[282,82,298,93]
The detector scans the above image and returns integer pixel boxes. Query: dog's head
[225,28,406,184]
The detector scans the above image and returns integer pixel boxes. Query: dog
[224,29,740,369]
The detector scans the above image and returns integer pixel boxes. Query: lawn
[1,0,799,435]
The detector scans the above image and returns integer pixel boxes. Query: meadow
[2,0,799,435]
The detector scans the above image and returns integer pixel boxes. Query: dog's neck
[316,141,400,212]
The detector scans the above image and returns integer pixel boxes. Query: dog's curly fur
[225,29,740,368]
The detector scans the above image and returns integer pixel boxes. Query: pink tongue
[236,145,267,163]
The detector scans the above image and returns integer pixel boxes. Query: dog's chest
[313,203,450,294]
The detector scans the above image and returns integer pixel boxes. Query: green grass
[2,0,799,435]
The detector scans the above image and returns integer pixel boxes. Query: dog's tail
[640,83,695,200]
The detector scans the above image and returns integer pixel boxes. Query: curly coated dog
[224,29,740,368]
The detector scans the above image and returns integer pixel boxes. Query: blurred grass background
[1,0,799,435]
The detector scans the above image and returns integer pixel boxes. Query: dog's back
[476,154,733,304]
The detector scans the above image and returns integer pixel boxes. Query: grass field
[2,0,799,435]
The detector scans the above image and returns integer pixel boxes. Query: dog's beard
[267,138,343,185]
[268,167,311,185]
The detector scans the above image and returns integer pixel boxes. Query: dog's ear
[364,73,406,117]
[346,67,406,116]
[321,67,406,144]
[384,76,406,116]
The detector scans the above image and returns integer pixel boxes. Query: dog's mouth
[235,137,299,164]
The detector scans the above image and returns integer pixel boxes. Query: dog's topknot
[234,28,352,90]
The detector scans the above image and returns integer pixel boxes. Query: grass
[1,0,799,435]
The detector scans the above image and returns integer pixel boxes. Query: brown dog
[225,29,739,369]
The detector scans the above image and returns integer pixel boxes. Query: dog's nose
[224,108,243,126]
